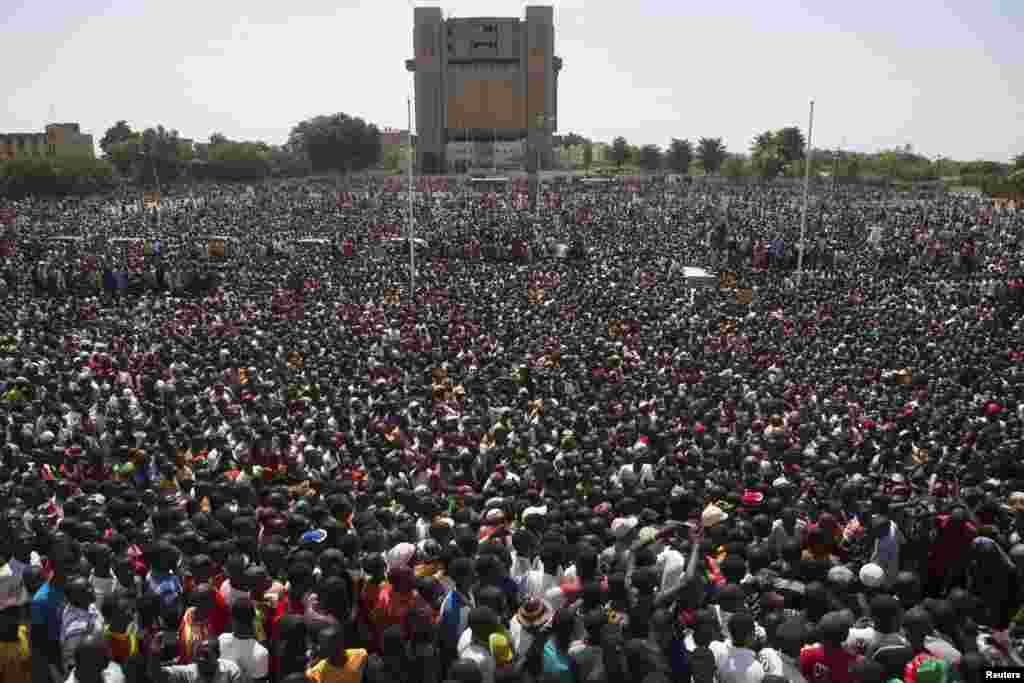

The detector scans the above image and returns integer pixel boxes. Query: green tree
[625,145,641,167]
[638,144,662,172]
[0,157,114,198]
[750,131,784,180]
[99,120,135,156]
[838,153,862,181]
[582,143,593,170]
[666,138,693,175]
[610,136,628,168]
[209,132,230,146]
[136,125,185,187]
[288,113,381,174]
[775,126,806,163]
[1013,153,1024,172]
[382,146,402,172]
[561,132,589,147]
[697,137,727,175]
[107,134,142,176]
[721,154,748,179]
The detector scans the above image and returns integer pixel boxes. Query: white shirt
[711,640,765,683]
[871,522,903,585]
[458,641,496,683]
[65,662,126,683]
[0,562,30,611]
[845,625,879,656]
[523,570,560,602]
[218,633,270,683]
[758,647,807,683]
[658,547,687,594]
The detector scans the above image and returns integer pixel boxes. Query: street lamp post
[796,99,815,288]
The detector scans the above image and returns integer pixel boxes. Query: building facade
[0,123,95,162]
[406,6,562,174]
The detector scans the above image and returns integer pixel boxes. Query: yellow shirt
[306,650,369,683]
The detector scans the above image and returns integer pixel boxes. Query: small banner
[143,191,161,209]
[383,288,400,306]
[0,208,16,225]
[528,287,545,305]
[208,239,226,259]
[719,271,737,289]
[720,319,738,336]
[736,288,754,305]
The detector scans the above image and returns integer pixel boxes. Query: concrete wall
[411,6,558,173]
[413,7,446,171]
[524,6,555,171]
[0,123,95,161]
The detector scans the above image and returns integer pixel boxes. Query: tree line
[3,112,1022,197]
[559,131,1024,192]
[0,113,384,197]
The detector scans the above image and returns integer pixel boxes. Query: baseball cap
[859,563,886,589]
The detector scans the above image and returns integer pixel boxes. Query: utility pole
[796,99,815,288]
[407,97,415,300]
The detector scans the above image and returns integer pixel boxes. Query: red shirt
[800,644,860,683]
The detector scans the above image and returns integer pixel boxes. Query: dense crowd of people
[1,177,1023,683]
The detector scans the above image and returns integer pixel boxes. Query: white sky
[2,0,1022,161]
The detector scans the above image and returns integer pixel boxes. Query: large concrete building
[0,123,95,162]
[406,6,562,174]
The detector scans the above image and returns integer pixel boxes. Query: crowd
[1,177,1023,683]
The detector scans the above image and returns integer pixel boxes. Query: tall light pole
[534,114,551,213]
[407,97,415,299]
[796,99,815,287]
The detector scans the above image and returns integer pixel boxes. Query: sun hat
[1003,491,1024,514]
[517,596,554,627]
[701,504,729,528]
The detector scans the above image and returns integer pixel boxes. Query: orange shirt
[306,651,369,683]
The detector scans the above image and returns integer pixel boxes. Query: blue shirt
[31,581,67,643]
[439,589,472,648]
[146,572,182,609]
